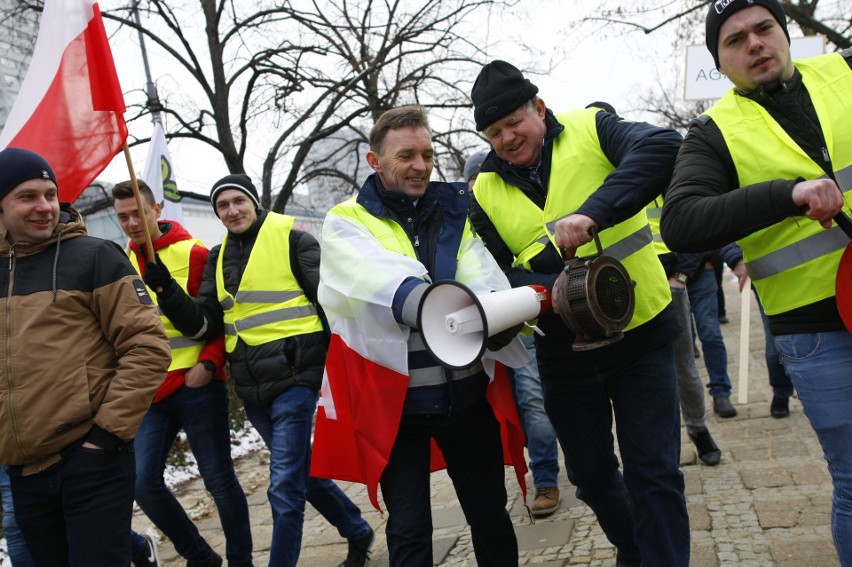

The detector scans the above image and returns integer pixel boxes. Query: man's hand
[486,323,524,352]
[792,179,844,229]
[732,260,749,292]
[553,214,599,259]
[144,255,174,294]
[185,362,214,388]
[551,274,564,314]
[668,277,686,289]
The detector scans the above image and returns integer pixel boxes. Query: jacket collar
[128,219,195,258]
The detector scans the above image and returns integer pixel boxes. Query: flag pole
[132,0,163,124]
[122,143,156,263]
[737,279,751,404]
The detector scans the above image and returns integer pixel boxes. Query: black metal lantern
[553,230,635,351]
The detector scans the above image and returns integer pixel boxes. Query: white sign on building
[684,36,825,100]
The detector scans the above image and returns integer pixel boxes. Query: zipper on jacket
[414,235,419,248]
[5,246,30,460]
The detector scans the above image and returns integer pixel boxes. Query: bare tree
[578,1,849,50]
[93,0,513,212]
[573,0,850,130]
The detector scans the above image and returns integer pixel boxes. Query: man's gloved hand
[143,254,176,296]
[486,323,524,352]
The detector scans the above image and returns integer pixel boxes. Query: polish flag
[0,0,127,203]
[312,333,528,512]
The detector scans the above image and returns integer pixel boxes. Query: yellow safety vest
[474,107,670,331]
[704,53,852,315]
[216,213,323,352]
[129,239,205,372]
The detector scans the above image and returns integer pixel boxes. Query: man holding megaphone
[315,105,531,567]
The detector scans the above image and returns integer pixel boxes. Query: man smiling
[142,173,374,567]
[469,61,688,566]
[0,147,169,566]
[318,105,522,567]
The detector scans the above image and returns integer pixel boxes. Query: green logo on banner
[161,155,182,203]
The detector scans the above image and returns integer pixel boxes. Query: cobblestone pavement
[133,275,840,566]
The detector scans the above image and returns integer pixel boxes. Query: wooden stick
[122,143,156,263]
[738,278,751,404]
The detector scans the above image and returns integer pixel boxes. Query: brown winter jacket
[0,205,170,475]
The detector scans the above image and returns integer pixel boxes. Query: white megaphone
[417,280,550,370]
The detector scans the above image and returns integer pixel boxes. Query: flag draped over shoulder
[143,123,185,223]
[314,334,408,511]
[0,0,127,203]
[311,204,528,512]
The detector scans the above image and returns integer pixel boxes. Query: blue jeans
[688,268,733,398]
[134,380,252,566]
[10,442,136,566]
[542,343,689,566]
[243,386,370,567]
[774,329,852,566]
[755,292,794,398]
[1,465,34,567]
[509,334,559,488]
[380,401,517,567]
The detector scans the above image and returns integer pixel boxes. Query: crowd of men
[0,0,849,565]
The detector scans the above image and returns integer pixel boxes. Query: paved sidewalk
[133,274,840,566]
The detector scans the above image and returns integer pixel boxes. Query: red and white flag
[0,0,127,203]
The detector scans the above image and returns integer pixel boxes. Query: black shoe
[132,534,160,567]
[770,396,790,418]
[186,550,223,567]
[341,527,374,567]
[615,552,641,567]
[713,396,738,418]
[689,428,721,466]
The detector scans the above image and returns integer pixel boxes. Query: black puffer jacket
[661,49,852,334]
[158,211,328,406]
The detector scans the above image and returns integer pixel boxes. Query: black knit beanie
[0,147,57,202]
[210,173,260,217]
[471,60,539,132]
[706,0,789,69]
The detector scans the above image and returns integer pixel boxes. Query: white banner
[684,36,825,100]
[142,122,185,223]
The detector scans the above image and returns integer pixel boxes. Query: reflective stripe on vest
[704,53,852,315]
[474,107,670,330]
[216,213,323,351]
[129,239,205,372]
[407,332,482,387]
[646,197,671,254]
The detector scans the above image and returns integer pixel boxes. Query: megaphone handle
[834,211,852,240]
[559,227,601,261]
